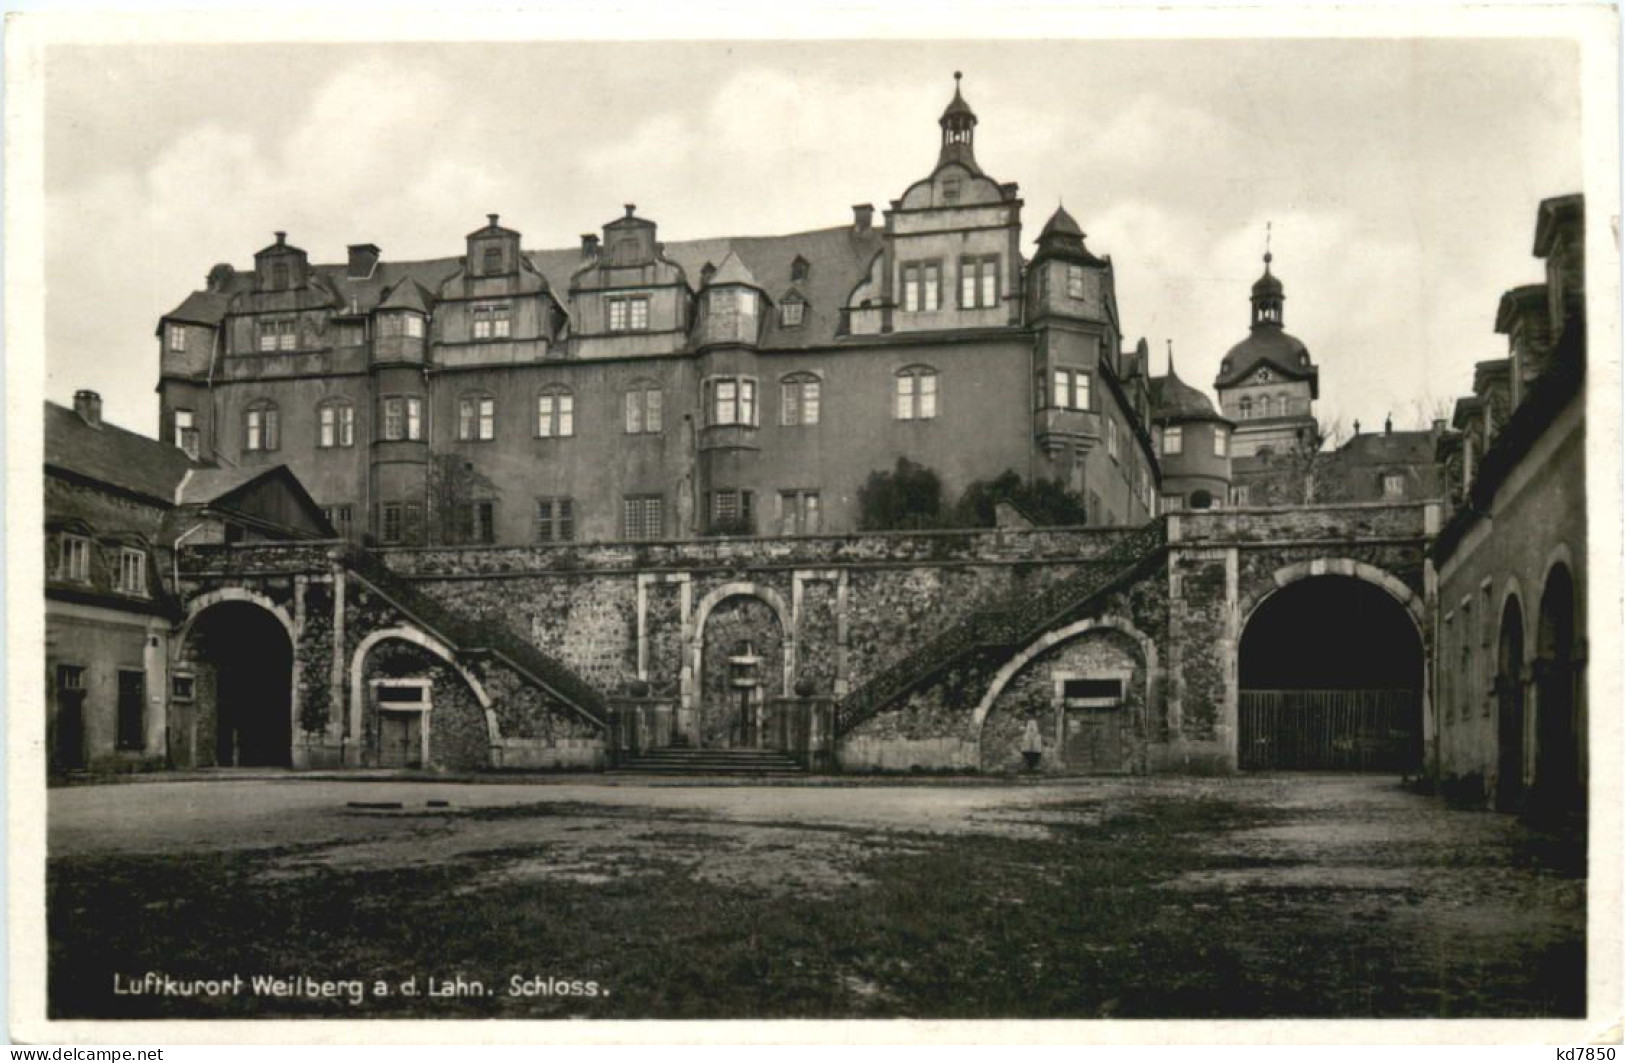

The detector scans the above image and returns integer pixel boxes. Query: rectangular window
[472,305,509,340]
[403,502,423,546]
[902,264,921,313]
[1214,430,1228,457]
[780,301,805,327]
[625,388,663,434]
[383,397,423,441]
[710,377,757,426]
[245,407,279,451]
[59,535,90,582]
[1051,368,1089,411]
[1066,263,1085,300]
[779,490,822,535]
[608,296,650,332]
[278,318,296,351]
[1383,474,1406,499]
[923,263,940,311]
[382,503,404,545]
[459,397,496,441]
[457,500,496,544]
[323,504,353,539]
[405,314,424,339]
[319,404,354,448]
[709,489,755,534]
[781,378,820,426]
[960,256,1000,308]
[622,496,664,541]
[1163,426,1184,455]
[167,324,185,352]
[116,548,146,596]
[171,673,195,702]
[1231,485,1250,506]
[483,246,503,274]
[535,498,575,543]
[537,392,574,437]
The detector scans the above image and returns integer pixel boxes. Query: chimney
[1384,414,1393,436]
[852,203,874,233]
[1432,417,1448,437]
[700,262,717,288]
[580,233,600,259]
[346,243,381,279]
[73,389,102,429]
[487,213,500,228]
[274,231,287,247]
[624,204,637,219]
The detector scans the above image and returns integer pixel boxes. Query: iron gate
[1239,688,1419,771]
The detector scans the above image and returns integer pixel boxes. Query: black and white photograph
[7,5,1619,1046]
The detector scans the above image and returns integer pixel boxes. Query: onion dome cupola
[938,71,980,173]
[697,250,766,349]
[1214,239,1322,458]
[1215,249,1318,400]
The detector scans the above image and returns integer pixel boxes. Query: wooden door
[379,712,421,768]
[1062,707,1129,773]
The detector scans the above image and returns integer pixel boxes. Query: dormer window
[258,318,296,352]
[472,304,510,340]
[117,548,147,597]
[791,256,811,283]
[1066,264,1086,300]
[272,261,289,289]
[608,295,650,332]
[58,534,90,582]
[901,261,941,313]
[780,299,806,328]
[483,246,503,274]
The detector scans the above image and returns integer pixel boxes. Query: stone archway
[694,594,788,748]
[1237,567,1424,772]
[1534,563,1582,814]
[348,626,498,770]
[1495,594,1527,812]
[177,597,296,768]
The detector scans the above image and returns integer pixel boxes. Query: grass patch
[48,792,1584,1020]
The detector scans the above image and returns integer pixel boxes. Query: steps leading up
[614,746,806,776]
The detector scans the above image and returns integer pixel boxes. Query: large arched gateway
[1238,575,1423,772]
[175,599,295,768]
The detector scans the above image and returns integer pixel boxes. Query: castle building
[1149,351,1233,511]
[1213,253,1321,458]
[155,76,1159,546]
[1433,193,1586,817]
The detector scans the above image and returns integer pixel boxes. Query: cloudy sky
[42,37,1581,436]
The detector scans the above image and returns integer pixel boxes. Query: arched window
[536,386,574,438]
[458,393,496,442]
[317,399,355,449]
[781,372,821,427]
[895,365,939,421]
[244,400,279,452]
[624,380,663,434]
[1189,489,1214,510]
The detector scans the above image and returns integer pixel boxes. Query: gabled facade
[45,391,331,773]
[155,76,1160,545]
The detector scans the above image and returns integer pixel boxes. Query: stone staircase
[339,544,609,726]
[834,517,1168,737]
[612,746,807,776]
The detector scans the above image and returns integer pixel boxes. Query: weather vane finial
[1166,338,1176,374]
[1264,221,1273,268]
[954,70,963,84]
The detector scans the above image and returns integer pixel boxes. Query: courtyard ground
[45,773,1584,1019]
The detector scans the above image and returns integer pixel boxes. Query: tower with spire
[1212,235,1321,459]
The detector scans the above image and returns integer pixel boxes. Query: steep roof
[532,223,885,349]
[1215,327,1319,396]
[377,277,435,313]
[44,401,198,504]
[1150,368,1226,423]
[707,250,761,289]
[158,290,231,329]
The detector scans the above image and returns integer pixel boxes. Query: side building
[1432,193,1586,817]
[45,391,331,773]
[154,76,1159,546]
